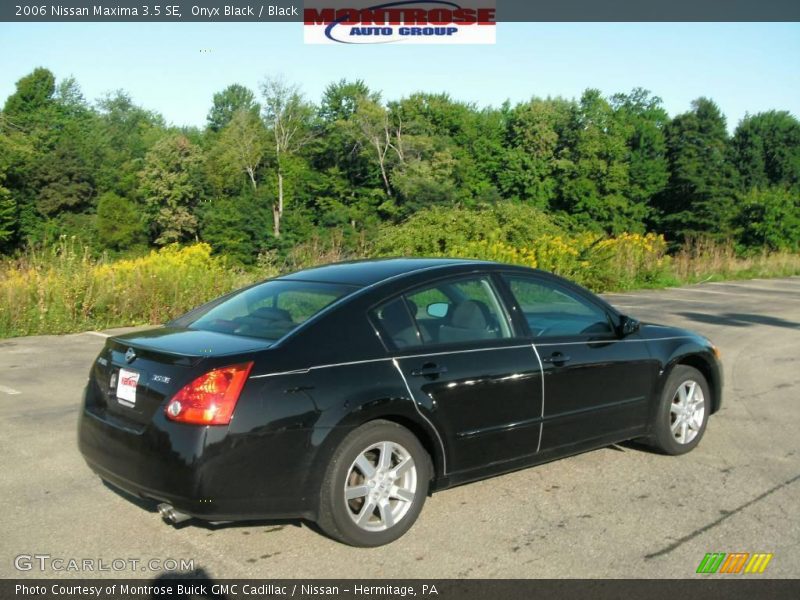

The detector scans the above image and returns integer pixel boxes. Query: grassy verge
[0,240,257,338]
[1,236,798,338]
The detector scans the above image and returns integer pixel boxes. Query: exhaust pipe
[157,503,191,525]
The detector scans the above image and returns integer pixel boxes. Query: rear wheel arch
[372,414,439,482]
[322,408,441,480]
[303,403,442,517]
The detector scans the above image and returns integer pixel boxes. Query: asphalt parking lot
[1,277,798,579]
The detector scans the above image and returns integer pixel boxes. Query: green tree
[556,89,637,233]
[312,80,386,233]
[200,194,271,263]
[261,76,314,238]
[350,97,406,203]
[139,134,204,244]
[95,192,147,251]
[656,98,740,241]
[0,127,32,250]
[736,187,800,251]
[611,89,670,222]
[732,111,800,190]
[391,151,458,211]
[95,91,166,198]
[391,93,504,206]
[0,180,14,250]
[499,97,572,208]
[319,79,376,123]
[2,67,56,126]
[207,108,268,194]
[33,128,96,217]
[207,84,259,132]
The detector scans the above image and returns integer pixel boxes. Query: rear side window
[372,298,423,349]
[503,276,613,338]
[188,280,356,341]
[373,275,512,350]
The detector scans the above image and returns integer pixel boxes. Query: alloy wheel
[670,379,706,444]
[344,441,418,532]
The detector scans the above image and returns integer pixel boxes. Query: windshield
[188,280,358,341]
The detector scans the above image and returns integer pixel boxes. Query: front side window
[188,280,356,341]
[503,276,613,338]
[373,275,512,350]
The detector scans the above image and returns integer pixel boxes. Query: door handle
[410,363,448,378]
[542,352,571,364]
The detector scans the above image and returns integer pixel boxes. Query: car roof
[276,257,494,287]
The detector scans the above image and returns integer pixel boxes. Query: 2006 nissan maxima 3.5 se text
[78,258,723,546]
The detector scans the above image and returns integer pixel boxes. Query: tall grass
[671,238,800,282]
[1,235,799,338]
[0,238,251,337]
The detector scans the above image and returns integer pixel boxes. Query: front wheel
[648,365,710,455]
[317,420,431,547]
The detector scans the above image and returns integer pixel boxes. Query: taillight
[165,362,254,425]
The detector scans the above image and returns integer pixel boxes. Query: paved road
[1,277,798,579]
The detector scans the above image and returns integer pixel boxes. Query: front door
[499,274,657,453]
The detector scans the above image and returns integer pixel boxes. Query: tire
[317,420,431,547]
[648,365,710,455]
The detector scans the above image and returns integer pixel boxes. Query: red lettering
[451,8,477,24]
[303,8,335,25]
[358,9,385,25]
[338,9,361,26]
[427,9,451,25]
[477,8,496,25]
[404,8,428,25]
[385,9,403,25]
[304,6,497,27]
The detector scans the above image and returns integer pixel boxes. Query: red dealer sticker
[116,368,140,407]
[304,0,497,45]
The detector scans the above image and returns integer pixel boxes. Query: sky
[1,22,799,130]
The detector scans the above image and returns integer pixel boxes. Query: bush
[444,232,671,291]
[371,203,565,256]
[736,187,800,252]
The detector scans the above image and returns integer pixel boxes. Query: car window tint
[406,276,512,346]
[188,280,355,341]
[276,290,340,324]
[372,298,423,349]
[504,276,613,338]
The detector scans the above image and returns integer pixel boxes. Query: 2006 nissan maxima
[78,258,723,546]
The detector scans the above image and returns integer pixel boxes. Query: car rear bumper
[77,386,315,522]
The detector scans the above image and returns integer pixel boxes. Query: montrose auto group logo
[304,0,497,44]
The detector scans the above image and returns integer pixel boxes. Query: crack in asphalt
[644,472,800,559]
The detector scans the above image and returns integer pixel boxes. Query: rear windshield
[188,280,357,341]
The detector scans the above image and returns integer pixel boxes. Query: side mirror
[618,315,640,337]
[426,302,449,318]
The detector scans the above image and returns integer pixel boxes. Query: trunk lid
[88,327,271,427]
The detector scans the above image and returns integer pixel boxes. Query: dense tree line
[1,67,798,263]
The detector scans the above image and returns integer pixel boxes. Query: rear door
[373,274,544,475]
[499,274,656,451]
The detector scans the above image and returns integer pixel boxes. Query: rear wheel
[649,365,710,455]
[317,420,431,547]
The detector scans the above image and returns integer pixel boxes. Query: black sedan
[78,258,723,546]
